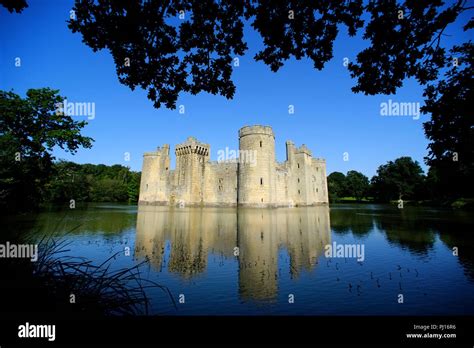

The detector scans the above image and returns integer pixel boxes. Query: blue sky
[1,1,470,177]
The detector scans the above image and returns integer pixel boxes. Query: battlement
[239,125,274,138]
[175,137,210,156]
[295,144,312,156]
[144,144,169,157]
[143,151,159,157]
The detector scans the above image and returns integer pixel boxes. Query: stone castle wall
[139,125,328,207]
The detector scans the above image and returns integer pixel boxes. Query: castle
[139,125,328,207]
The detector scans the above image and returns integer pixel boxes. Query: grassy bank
[331,197,474,209]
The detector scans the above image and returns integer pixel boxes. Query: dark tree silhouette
[0,0,27,13]
[328,170,370,201]
[327,171,347,202]
[66,0,363,109]
[67,0,472,108]
[422,42,473,198]
[345,170,370,201]
[348,0,471,94]
[370,157,426,202]
[68,0,250,109]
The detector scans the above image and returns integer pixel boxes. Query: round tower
[139,145,170,204]
[238,125,276,206]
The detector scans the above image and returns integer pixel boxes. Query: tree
[43,161,142,204]
[127,172,141,203]
[0,0,27,13]
[45,161,91,203]
[422,43,474,199]
[327,172,346,202]
[345,170,370,201]
[90,178,128,202]
[66,0,472,109]
[370,157,426,202]
[0,88,93,212]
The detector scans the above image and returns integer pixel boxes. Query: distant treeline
[45,161,141,204]
[328,156,471,207]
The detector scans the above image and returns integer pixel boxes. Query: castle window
[298,190,301,195]
[260,141,262,148]
[316,167,319,171]
[298,178,300,183]
[297,163,300,168]
[166,167,168,170]
[316,188,319,193]
[261,198,263,202]
[146,184,148,191]
[260,178,263,185]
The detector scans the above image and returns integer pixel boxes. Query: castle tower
[174,137,210,205]
[139,145,170,204]
[312,158,329,204]
[286,140,295,164]
[238,125,276,206]
[292,145,313,205]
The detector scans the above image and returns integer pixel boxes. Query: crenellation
[295,144,312,156]
[139,125,328,207]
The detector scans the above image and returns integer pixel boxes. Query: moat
[9,204,474,315]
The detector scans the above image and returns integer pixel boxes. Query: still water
[11,204,474,315]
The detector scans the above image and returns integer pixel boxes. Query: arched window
[260,141,262,148]
[260,178,263,185]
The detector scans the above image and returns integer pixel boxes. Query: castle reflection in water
[135,206,330,301]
